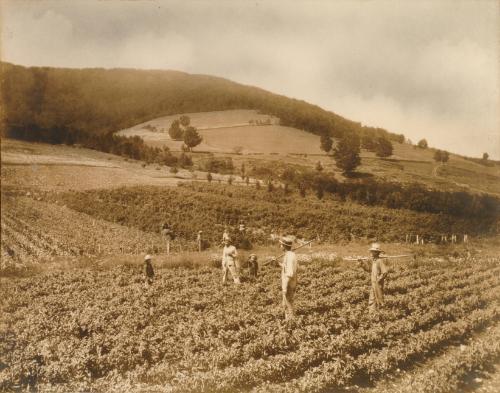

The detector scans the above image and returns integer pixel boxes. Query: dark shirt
[248,259,258,276]
[145,261,154,279]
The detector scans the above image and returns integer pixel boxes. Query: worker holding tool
[358,243,389,313]
[271,236,299,320]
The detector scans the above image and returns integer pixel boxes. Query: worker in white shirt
[274,236,298,320]
[222,237,240,285]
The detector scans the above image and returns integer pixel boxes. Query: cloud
[1,0,498,158]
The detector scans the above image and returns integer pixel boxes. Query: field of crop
[1,252,499,392]
[0,195,169,269]
[51,183,490,246]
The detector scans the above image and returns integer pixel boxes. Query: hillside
[1,62,402,145]
[117,110,500,196]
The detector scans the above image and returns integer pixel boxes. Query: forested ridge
[0,62,404,144]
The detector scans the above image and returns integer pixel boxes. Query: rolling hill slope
[117,110,500,195]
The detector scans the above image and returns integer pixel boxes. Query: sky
[1,0,499,159]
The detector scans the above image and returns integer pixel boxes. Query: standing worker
[144,254,155,286]
[222,237,240,285]
[273,236,298,321]
[358,243,389,313]
[161,223,173,255]
[197,231,203,252]
[247,254,259,278]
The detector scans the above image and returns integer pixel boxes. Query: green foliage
[320,133,333,153]
[183,126,203,151]
[374,137,393,158]
[179,115,190,127]
[178,152,193,168]
[333,134,361,174]
[417,139,428,149]
[434,150,449,163]
[168,120,183,140]
[361,135,376,151]
[1,62,405,150]
[2,255,498,391]
[50,183,498,246]
[199,156,234,173]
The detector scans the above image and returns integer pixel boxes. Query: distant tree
[245,176,250,185]
[255,180,261,190]
[179,115,190,127]
[168,120,183,140]
[206,172,213,182]
[320,133,333,153]
[374,137,393,157]
[361,135,376,151]
[227,175,233,185]
[240,163,246,177]
[315,161,324,172]
[332,134,361,174]
[434,150,449,163]
[483,152,489,161]
[183,126,202,151]
[417,139,428,149]
[178,152,193,167]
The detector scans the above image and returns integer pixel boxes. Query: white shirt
[222,245,237,266]
[282,251,297,278]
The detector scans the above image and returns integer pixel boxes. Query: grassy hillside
[118,110,500,195]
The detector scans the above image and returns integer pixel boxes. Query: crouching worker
[274,236,298,320]
[144,254,155,286]
[222,238,241,285]
[248,254,259,278]
[358,243,388,313]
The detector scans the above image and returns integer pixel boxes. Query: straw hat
[279,236,294,247]
[144,254,152,261]
[369,243,383,253]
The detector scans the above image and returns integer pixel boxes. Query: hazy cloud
[1,0,498,158]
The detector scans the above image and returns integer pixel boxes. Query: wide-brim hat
[144,254,152,261]
[369,243,383,253]
[280,236,294,247]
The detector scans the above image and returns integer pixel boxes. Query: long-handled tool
[265,240,314,266]
[343,254,412,261]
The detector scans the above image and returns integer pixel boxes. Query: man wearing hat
[144,254,155,286]
[222,237,240,285]
[277,236,298,320]
[358,243,389,312]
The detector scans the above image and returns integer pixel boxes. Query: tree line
[276,168,499,221]
[1,62,404,147]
